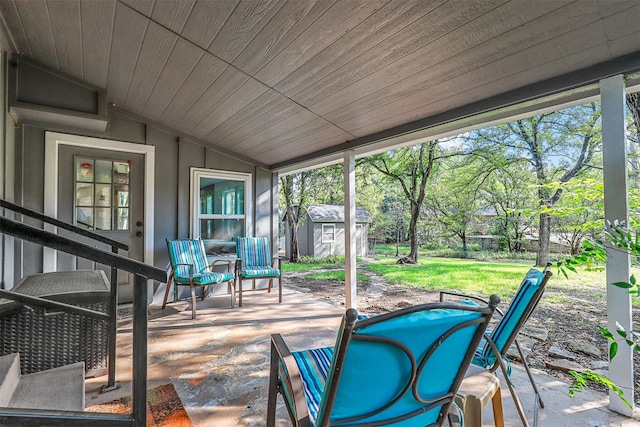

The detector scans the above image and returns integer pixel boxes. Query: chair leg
[229,279,235,308]
[491,388,505,427]
[190,284,197,320]
[268,278,273,293]
[266,340,280,427]
[162,275,173,309]
[278,275,282,303]
[496,356,529,427]
[238,277,243,307]
[516,340,545,408]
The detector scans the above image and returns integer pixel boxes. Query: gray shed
[283,204,372,258]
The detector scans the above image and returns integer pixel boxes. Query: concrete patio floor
[85,287,639,426]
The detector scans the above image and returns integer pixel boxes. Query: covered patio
[85,286,636,426]
[1,1,639,425]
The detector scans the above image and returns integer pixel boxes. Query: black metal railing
[0,201,165,427]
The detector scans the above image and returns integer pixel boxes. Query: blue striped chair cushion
[174,271,235,286]
[167,239,210,277]
[475,268,544,365]
[240,267,280,279]
[291,347,333,427]
[236,237,272,269]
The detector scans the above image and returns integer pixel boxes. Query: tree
[280,172,312,263]
[424,156,481,254]
[482,161,538,253]
[469,103,602,266]
[364,141,440,263]
[546,177,604,254]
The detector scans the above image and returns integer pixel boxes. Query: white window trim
[322,224,335,243]
[189,168,253,239]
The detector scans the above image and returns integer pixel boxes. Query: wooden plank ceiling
[1,0,639,170]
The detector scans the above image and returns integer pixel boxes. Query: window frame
[321,224,335,243]
[189,168,253,242]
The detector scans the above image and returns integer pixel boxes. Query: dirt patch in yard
[285,266,640,405]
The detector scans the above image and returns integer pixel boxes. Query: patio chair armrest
[171,263,195,280]
[439,290,488,304]
[481,331,503,373]
[270,334,311,425]
[439,291,505,317]
[272,256,286,269]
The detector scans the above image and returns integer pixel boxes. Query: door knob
[136,221,143,227]
[136,231,142,237]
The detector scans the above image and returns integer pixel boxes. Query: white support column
[601,75,634,415]
[344,150,357,309]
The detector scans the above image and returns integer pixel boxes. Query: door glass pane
[76,207,93,229]
[95,184,111,207]
[95,160,112,183]
[113,162,129,184]
[76,183,94,206]
[116,208,129,230]
[115,186,129,207]
[95,208,112,231]
[76,158,93,182]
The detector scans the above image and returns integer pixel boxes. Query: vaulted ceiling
[1,0,639,172]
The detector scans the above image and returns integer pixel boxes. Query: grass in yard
[282,262,342,273]
[365,256,640,307]
[304,270,369,282]
[365,257,533,300]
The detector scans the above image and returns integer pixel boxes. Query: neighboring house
[283,204,372,258]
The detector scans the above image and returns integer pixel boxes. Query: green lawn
[365,257,533,300]
[282,253,639,307]
[281,261,343,273]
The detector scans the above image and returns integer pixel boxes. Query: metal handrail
[0,199,129,251]
[1,218,164,281]
[0,289,109,320]
[1,214,164,426]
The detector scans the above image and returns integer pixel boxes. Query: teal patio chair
[163,239,236,319]
[440,267,552,427]
[235,237,282,307]
[267,296,500,427]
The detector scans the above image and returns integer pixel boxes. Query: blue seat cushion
[174,271,234,286]
[291,347,333,427]
[240,267,280,279]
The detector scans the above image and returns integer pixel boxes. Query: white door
[57,145,145,304]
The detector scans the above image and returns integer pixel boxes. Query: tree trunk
[536,212,551,267]
[287,217,300,263]
[461,230,468,254]
[407,201,420,263]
